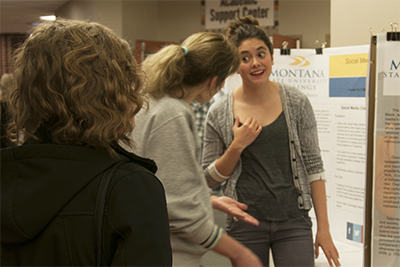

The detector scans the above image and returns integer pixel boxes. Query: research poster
[225,45,369,265]
[370,33,400,267]
[270,47,369,251]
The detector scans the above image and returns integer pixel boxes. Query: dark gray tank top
[236,112,307,221]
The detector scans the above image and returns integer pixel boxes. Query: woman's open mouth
[251,70,265,77]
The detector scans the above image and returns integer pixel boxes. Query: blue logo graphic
[346,222,363,243]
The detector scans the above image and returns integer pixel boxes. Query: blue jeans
[227,215,315,267]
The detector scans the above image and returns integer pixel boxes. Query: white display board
[225,45,370,266]
[370,33,400,267]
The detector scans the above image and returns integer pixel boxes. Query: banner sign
[205,0,274,30]
[370,33,400,267]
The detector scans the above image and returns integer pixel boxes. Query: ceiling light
[40,15,56,21]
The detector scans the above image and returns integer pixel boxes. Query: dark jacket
[1,127,172,266]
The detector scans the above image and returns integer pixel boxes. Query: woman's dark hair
[226,15,273,56]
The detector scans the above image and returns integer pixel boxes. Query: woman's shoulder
[137,96,192,128]
[150,96,192,117]
[278,82,310,104]
[113,161,164,190]
[278,82,307,97]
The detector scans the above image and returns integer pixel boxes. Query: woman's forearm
[214,140,244,176]
[310,179,330,230]
[213,233,262,267]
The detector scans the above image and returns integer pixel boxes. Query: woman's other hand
[210,195,259,226]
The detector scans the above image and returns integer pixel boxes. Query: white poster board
[370,33,400,267]
[225,45,370,266]
[205,0,274,30]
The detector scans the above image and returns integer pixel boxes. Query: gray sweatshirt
[126,95,223,267]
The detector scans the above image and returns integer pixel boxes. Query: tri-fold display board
[225,32,399,266]
[365,32,400,267]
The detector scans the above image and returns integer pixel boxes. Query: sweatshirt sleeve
[143,112,221,248]
[106,166,172,266]
[298,95,325,181]
[202,105,230,189]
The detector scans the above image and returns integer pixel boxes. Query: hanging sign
[205,0,274,30]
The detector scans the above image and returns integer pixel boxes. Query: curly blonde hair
[142,32,240,99]
[8,19,145,157]
[0,73,15,101]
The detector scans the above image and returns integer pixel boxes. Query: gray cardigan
[202,82,325,214]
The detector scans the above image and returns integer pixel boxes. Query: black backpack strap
[94,161,126,266]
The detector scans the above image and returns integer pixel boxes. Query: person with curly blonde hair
[125,31,262,267]
[1,19,172,266]
[0,73,14,102]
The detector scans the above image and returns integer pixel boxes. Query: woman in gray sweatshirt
[125,32,262,267]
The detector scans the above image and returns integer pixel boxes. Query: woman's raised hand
[232,116,262,151]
